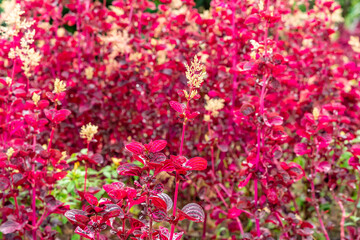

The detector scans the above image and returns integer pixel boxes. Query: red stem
[32,135,37,240]
[84,163,88,193]
[231,2,237,114]
[202,212,207,239]
[207,118,215,176]
[77,0,81,73]
[169,177,180,239]
[179,121,187,156]
[307,175,330,240]
[48,127,55,152]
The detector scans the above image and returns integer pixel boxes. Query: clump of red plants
[1,0,360,239]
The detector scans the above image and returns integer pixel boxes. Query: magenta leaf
[147,140,167,153]
[54,109,71,123]
[181,203,205,222]
[125,142,144,155]
[244,14,260,24]
[169,101,185,113]
[84,193,98,206]
[117,163,142,176]
[74,226,95,239]
[240,103,255,116]
[238,173,252,188]
[185,157,207,171]
[0,176,10,191]
[152,209,168,222]
[64,209,88,224]
[157,193,173,211]
[294,143,309,156]
[0,220,22,234]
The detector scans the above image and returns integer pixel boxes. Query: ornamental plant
[1,0,360,239]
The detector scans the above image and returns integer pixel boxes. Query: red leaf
[0,220,22,234]
[117,163,142,176]
[64,209,88,224]
[150,196,167,211]
[245,14,260,24]
[75,214,90,224]
[0,176,10,191]
[84,193,98,206]
[74,226,95,239]
[157,193,173,211]
[154,160,175,176]
[152,209,168,222]
[53,171,68,180]
[54,109,71,123]
[294,143,309,156]
[180,203,205,222]
[147,140,167,153]
[125,142,144,155]
[185,157,207,171]
[238,173,252,188]
[169,101,185,113]
[240,103,255,116]
[227,207,242,218]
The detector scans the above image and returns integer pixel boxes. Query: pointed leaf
[117,163,142,176]
[147,140,167,153]
[181,203,205,222]
[185,157,207,171]
[169,101,185,113]
[0,220,22,234]
[54,109,71,123]
[157,193,173,211]
[84,193,98,206]
[125,142,144,155]
[74,226,95,239]
[64,209,88,224]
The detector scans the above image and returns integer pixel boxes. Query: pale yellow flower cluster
[250,40,273,59]
[85,66,94,80]
[100,29,131,56]
[185,55,206,89]
[312,107,320,121]
[0,3,34,39]
[170,0,182,9]
[348,36,360,53]
[80,123,98,142]
[1,4,41,78]
[205,96,225,118]
[258,0,264,11]
[32,92,40,106]
[53,78,66,94]
[6,147,14,159]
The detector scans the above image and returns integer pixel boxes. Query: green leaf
[67,181,75,193]
[104,171,112,179]
[71,234,80,240]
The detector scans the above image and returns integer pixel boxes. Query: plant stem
[32,135,37,240]
[308,174,330,240]
[48,127,55,152]
[202,212,207,239]
[84,163,88,193]
[179,121,187,156]
[207,118,215,176]
[170,91,191,239]
[169,176,180,240]
[231,1,237,114]
[77,0,81,73]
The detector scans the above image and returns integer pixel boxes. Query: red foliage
[1,0,360,239]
